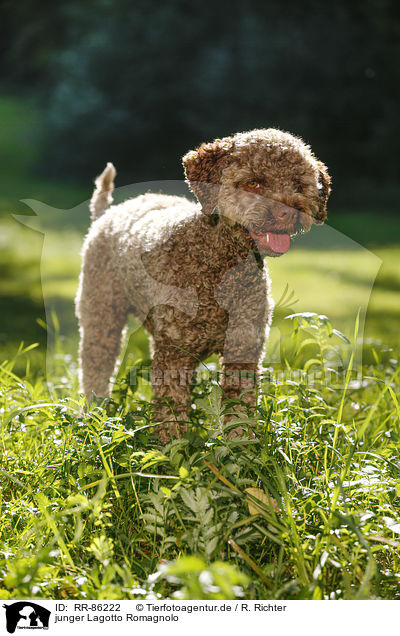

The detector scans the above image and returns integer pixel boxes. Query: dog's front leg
[151,346,197,444]
[216,264,271,437]
[220,354,264,438]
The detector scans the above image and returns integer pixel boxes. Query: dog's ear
[182,139,233,216]
[314,160,331,224]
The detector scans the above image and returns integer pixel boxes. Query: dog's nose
[273,203,297,222]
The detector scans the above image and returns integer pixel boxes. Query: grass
[1,314,400,600]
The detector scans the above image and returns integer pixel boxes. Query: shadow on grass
[0,293,46,372]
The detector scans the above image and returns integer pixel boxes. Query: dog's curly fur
[76,128,331,443]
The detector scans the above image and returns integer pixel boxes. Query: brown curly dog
[76,128,331,443]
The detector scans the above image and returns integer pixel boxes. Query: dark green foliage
[1,1,399,209]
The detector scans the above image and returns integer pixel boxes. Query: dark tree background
[1,0,399,209]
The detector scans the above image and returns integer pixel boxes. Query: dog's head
[182,128,331,257]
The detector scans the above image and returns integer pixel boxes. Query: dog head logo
[3,602,50,633]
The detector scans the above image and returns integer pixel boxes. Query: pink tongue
[269,232,290,253]
[251,232,291,253]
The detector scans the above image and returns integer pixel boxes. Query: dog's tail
[89,162,116,222]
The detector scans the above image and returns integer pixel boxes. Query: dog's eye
[245,180,262,191]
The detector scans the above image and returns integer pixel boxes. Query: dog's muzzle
[248,200,300,255]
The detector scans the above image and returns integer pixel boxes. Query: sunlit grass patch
[0,315,399,600]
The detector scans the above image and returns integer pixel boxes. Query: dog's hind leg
[76,243,129,401]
